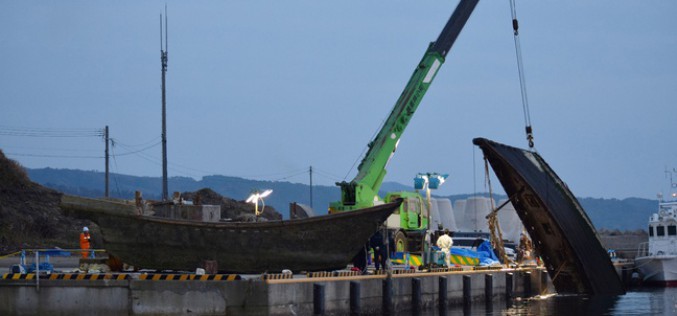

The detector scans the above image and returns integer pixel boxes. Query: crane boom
[331,0,479,212]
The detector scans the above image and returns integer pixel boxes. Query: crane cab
[383,191,429,252]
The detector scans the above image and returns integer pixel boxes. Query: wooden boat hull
[473,138,624,295]
[61,195,400,273]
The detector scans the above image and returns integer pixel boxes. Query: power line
[112,136,162,148]
[5,152,103,159]
[111,140,162,157]
[1,144,100,153]
[271,169,309,182]
[109,145,124,197]
[2,124,343,185]
[312,167,343,182]
[0,126,103,138]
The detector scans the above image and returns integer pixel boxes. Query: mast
[160,6,169,201]
[105,125,109,198]
[309,166,313,209]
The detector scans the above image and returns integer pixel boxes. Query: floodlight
[245,189,273,220]
[429,173,448,189]
[429,177,441,189]
[414,177,426,190]
[260,189,273,198]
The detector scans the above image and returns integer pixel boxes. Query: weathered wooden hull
[473,138,624,296]
[61,195,400,273]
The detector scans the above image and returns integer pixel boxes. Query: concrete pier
[0,267,550,315]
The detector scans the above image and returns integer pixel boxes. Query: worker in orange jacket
[80,227,91,258]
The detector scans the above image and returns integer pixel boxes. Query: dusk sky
[1,1,676,200]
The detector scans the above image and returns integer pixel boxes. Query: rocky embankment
[0,150,92,254]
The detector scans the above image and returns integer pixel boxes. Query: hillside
[28,168,339,219]
[27,168,658,230]
[577,197,655,231]
[0,151,93,254]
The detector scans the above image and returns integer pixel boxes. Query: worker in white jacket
[436,233,453,268]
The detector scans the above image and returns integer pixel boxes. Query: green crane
[330,0,479,214]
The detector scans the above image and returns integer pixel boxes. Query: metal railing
[7,248,106,291]
[636,242,649,257]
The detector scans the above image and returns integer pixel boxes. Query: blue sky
[1,1,676,200]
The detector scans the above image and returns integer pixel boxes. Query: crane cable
[510,0,535,149]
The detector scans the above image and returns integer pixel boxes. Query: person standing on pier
[370,231,387,271]
[79,227,91,258]
[436,231,453,268]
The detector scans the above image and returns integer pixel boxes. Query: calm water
[413,287,677,316]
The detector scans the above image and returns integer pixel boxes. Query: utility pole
[309,166,313,209]
[104,125,109,198]
[160,6,169,201]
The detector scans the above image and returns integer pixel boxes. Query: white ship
[635,198,677,286]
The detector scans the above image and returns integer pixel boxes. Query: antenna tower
[160,6,169,200]
[105,125,110,198]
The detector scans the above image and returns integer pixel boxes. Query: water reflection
[402,288,677,316]
[505,294,618,316]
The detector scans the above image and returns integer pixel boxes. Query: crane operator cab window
[406,197,421,228]
[387,194,402,214]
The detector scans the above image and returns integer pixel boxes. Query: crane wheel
[394,231,407,252]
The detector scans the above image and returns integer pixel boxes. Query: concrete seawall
[1,268,550,315]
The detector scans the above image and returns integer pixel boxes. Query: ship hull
[635,255,677,286]
[473,138,625,295]
[61,195,400,273]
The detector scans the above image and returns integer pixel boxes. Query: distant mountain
[575,197,655,232]
[26,168,340,218]
[26,168,657,230]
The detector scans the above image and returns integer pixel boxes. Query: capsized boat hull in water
[473,137,624,295]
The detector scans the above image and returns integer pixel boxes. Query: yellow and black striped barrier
[139,274,241,281]
[306,270,362,278]
[472,266,503,271]
[428,267,464,273]
[393,269,416,275]
[306,271,333,278]
[2,273,37,280]
[260,273,293,280]
[51,273,130,280]
[334,270,361,277]
[1,273,129,280]
[374,268,417,275]
[2,273,240,281]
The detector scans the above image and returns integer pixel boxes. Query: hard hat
[83,227,89,232]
